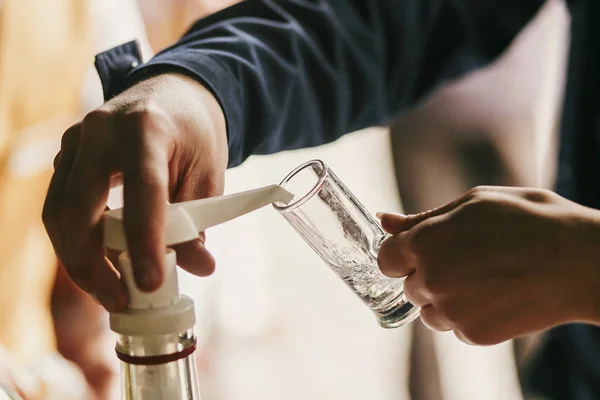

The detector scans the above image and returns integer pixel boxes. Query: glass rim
[273,159,328,212]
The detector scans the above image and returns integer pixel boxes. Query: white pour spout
[103,184,294,252]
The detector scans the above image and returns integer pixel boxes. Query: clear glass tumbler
[274,159,420,328]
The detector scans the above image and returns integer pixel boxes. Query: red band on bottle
[116,341,197,366]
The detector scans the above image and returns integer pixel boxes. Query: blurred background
[0,0,570,399]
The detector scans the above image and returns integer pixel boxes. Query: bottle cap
[109,249,196,335]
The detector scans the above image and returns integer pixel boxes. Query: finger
[171,169,223,276]
[43,124,82,271]
[419,304,452,332]
[62,125,127,311]
[453,330,478,346]
[377,194,473,234]
[376,212,410,234]
[121,127,171,292]
[103,206,122,271]
[402,271,430,307]
[377,231,417,278]
[171,233,215,277]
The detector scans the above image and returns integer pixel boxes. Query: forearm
[97,0,550,167]
[568,205,600,325]
[52,264,118,398]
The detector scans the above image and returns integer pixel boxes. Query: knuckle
[410,221,438,253]
[436,302,461,325]
[418,305,449,332]
[464,186,484,200]
[123,103,171,134]
[80,110,118,151]
[82,109,112,131]
[417,304,435,322]
[402,277,419,303]
[463,186,496,205]
[460,192,497,214]
[524,188,555,203]
[61,122,82,145]
[421,271,445,295]
[456,328,500,346]
[57,124,82,156]
[467,185,493,197]
[116,105,174,157]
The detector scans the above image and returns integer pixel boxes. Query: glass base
[374,295,421,329]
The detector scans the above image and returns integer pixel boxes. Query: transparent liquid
[329,247,414,328]
[279,161,419,328]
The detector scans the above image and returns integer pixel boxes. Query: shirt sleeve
[96,0,549,167]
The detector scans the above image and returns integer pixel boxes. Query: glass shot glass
[274,159,420,328]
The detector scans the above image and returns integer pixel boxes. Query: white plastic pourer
[104,185,294,336]
[119,250,179,310]
[109,249,196,336]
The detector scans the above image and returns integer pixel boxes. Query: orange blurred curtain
[0,0,92,362]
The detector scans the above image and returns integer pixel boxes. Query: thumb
[376,212,412,234]
[377,194,470,234]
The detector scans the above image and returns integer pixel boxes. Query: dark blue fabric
[525,2,600,400]
[96,0,545,168]
[94,40,142,101]
[93,1,600,399]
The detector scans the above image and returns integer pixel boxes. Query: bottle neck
[116,329,196,361]
[117,329,201,400]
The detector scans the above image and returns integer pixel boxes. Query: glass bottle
[110,250,201,400]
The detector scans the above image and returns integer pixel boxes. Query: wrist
[135,72,229,168]
[171,73,229,164]
[564,205,600,325]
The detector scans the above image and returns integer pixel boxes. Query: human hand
[0,345,91,400]
[377,186,600,345]
[43,73,228,311]
[0,347,35,400]
[52,264,119,398]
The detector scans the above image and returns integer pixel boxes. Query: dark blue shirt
[94,1,599,399]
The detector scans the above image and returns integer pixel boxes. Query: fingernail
[376,212,406,219]
[376,212,405,227]
[377,212,411,234]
